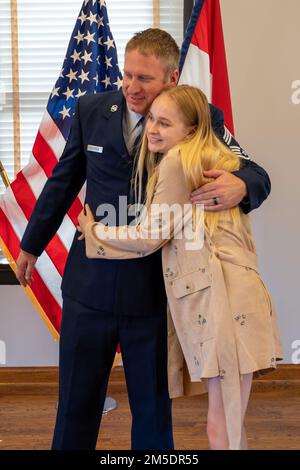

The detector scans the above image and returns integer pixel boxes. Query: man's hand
[16,249,38,287]
[190,170,247,211]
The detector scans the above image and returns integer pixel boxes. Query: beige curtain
[10,0,21,175]
[153,0,160,27]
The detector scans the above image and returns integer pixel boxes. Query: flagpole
[0,161,10,189]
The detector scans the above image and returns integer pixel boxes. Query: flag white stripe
[21,154,76,251]
[179,44,212,101]
[57,217,76,251]
[78,183,87,205]
[21,153,48,198]
[39,110,66,160]
[1,188,63,307]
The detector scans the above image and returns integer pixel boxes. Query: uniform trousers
[52,295,174,450]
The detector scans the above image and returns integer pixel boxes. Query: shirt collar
[125,104,143,134]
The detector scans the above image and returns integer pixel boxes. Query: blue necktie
[131,117,144,158]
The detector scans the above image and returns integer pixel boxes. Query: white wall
[0,286,59,366]
[1,0,299,366]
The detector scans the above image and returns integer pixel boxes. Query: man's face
[123,49,178,116]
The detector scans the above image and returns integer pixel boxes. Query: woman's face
[146,94,194,155]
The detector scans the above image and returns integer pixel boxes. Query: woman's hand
[77,204,95,240]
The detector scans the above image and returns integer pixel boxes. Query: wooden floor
[0,366,299,450]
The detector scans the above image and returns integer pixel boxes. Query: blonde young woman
[78,85,282,450]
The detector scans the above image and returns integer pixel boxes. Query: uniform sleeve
[210,104,271,213]
[85,151,191,260]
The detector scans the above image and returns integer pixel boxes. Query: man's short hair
[125,28,180,76]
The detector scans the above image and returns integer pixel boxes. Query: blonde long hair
[134,85,241,235]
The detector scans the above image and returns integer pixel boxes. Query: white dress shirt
[122,104,144,155]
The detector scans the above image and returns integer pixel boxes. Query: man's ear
[170,69,179,86]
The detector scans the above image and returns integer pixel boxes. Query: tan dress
[84,148,283,449]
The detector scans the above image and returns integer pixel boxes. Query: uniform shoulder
[78,90,122,111]
[209,103,224,123]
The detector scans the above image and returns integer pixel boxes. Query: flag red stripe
[191,0,210,55]
[33,131,83,226]
[10,173,68,277]
[10,172,39,220]
[190,0,234,134]
[210,0,234,134]
[67,195,83,224]
[33,131,59,177]
[0,208,62,333]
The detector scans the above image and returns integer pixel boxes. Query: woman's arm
[82,151,192,260]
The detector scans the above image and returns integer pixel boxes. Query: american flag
[179,0,235,135]
[0,0,123,338]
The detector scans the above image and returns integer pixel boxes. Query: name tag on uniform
[87,144,103,154]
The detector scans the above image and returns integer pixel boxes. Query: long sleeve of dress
[85,150,192,260]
